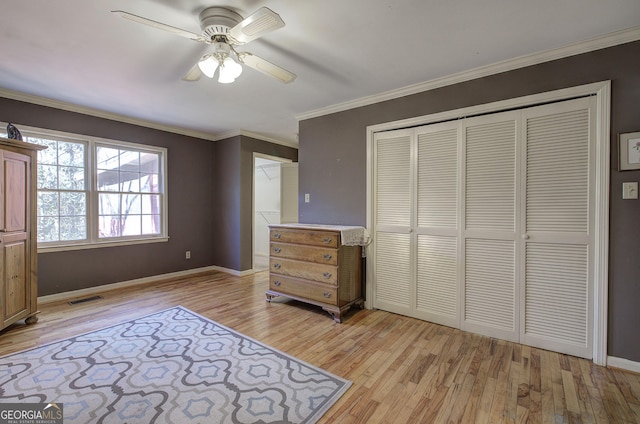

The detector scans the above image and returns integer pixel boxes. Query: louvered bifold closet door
[373,129,413,315]
[415,122,459,327]
[520,97,595,359]
[462,112,520,342]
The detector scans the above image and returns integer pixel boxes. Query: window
[1,124,168,251]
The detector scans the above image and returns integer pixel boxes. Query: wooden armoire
[0,137,45,330]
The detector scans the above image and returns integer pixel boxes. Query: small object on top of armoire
[266,223,366,323]
[0,137,46,331]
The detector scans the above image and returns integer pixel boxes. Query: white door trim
[366,80,610,365]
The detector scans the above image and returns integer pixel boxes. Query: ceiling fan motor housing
[199,7,242,39]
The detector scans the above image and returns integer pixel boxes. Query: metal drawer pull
[274,280,281,286]
[323,272,332,279]
[273,232,281,239]
[273,263,281,269]
[322,237,332,244]
[274,247,282,253]
[323,292,332,298]
[323,253,332,260]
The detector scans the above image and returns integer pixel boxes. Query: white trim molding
[298,26,639,122]
[608,356,640,374]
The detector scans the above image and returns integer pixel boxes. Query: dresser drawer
[270,258,337,284]
[270,242,338,265]
[270,275,338,306]
[270,228,338,248]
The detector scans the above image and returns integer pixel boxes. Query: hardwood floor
[1,270,639,423]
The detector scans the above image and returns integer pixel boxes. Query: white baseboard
[38,265,249,304]
[607,356,640,374]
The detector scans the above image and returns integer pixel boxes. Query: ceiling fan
[112,6,296,84]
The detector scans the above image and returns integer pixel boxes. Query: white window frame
[1,123,169,252]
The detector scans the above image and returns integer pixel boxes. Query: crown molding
[213,129,299,148]
[0,88,297,148]
[296,26,640,122]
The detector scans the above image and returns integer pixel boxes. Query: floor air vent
[68,295,103,305]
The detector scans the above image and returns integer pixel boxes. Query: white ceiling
[1,1,639,145]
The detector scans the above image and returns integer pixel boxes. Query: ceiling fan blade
[182,62,202,81]
[239,53,296,84]
[112,10,207,43]
[229,7,285,45]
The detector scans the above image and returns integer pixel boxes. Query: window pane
[141,194,160,214]
[57,141,84,167]
[99,216,121,238]
[120,172,140,192]
[140,173,159,193]
[120,150,139,171]
[38,192,59,216]
[141,152,159,173]
[142,215,161,234]
[123,194,141,215]
[35,139,58,165]
[58,166,85,190]
[99,193,120,215]
[38,164,59,189]
[60,216,86,240]
[97,147,119,170]
[98,170,119,191]
[38,217,59,242]
[122,214,141,236]
[60,192,86,216]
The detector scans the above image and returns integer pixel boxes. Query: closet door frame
[366,81,611,365]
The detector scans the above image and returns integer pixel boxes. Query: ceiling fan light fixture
[218,56,243,83]
[197,56,218,78]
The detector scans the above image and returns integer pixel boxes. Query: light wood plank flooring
[1,270,639,423]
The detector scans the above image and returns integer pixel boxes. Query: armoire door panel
[3,153,29,233]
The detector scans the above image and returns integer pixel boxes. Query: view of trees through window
[96,146,161,238]
[31,136,87,243]
[1,127,166,247]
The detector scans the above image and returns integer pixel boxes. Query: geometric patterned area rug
[0,306,351,423]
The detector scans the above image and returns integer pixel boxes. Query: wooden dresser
[266,224,364,323]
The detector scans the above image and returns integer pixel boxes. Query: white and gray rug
[0,306,351,423]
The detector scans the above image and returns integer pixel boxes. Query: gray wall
[0,98,296,295]
[298,40,640,362]
[212,135,297,271]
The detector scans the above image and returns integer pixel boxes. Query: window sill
[37,237,170,253]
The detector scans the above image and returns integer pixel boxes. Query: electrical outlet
[185,251,191,259]
[305,193,310,203]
